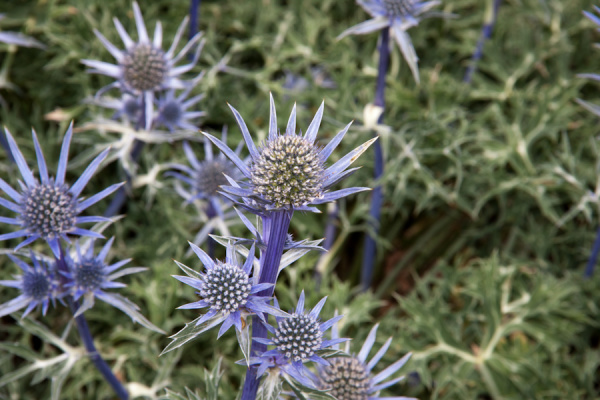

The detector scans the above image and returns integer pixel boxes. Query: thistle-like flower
[203,94,376,214]
[0,123,121,258]
[338,0,445,84]
[250,291,345,383]
[173,241,283,337]
[318,323,415,400]
[0,254,62,318]
[81,2,204,130]
[155,75,206,131]
[168,131,241,210]
[61,237,163,333]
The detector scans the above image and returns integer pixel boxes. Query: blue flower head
[0,253,62,318]
[61,237,163,333]
[250,291,346,387]
[338,0,446,84]
[168,129,242,212]
[81,1,205,130]
[317,323,415,400]
[0,123,121,258]
[203,94,376,215]
[155,74,206,132]
[173,241,282,337]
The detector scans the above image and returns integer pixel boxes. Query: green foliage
[0,0,599,399]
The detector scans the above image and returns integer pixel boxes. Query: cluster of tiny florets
[159,100,183,126]
[22,269,53,301]
[196,160,234,197]
[74,258,106,292]
[22,183,76,239]
[122,44,168,91]
[250,135,324,208]
[383,0,415,17]
[273,313,322,362]
[321,357,371,400]
[201,263,252,313]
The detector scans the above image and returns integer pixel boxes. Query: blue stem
[205,201,217,258]
[361,28,389,292]
[104,96,148,217]
[584,226,600,278]
[189,0,201,54]
[56,246,129,400]
[315,203,339,288]
[241,210,293,400]
[463,0,502,83]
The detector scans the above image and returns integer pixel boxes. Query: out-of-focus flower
[0,14,45,48]
[0,253,61,318]
[81,2,204,130]
[61,237,163,333]
[0,123,122,258]
[168,130,240,210]
[155,74,206,131]
[338,0,446,84]
[577,6,600,117]
[249,291,345,386]
[173,241,284,338]
[203,94,376,215]
[317,322,415,400]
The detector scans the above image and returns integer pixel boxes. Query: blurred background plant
[1,0,599,399]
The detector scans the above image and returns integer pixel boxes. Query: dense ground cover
[0,0,599,399]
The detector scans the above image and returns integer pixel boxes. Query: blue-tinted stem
[361,28,389,291]
[56,245,129,400]
[584,226,600,278]
[104,97,147,217]
[463,0,502,83]
[205,201,217,258]
[241,210,293,400]
[103,140,145,217]
[189,0,201,41]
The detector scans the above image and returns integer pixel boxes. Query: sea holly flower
[251,291,346,382]
[81,1,204,130]
[317,323,415,400]
[203,93,376,215]
[0,123,121,258]
[338,0,445,84]
[155,73,206,131]
[168,130,241,211]
[172,241,284,338]
[61,237,163,333]
[0,253,62,318]
[0,14,45,48]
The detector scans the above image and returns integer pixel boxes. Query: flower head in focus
[317,323,415,400]
[338,0,446,84]
[81,2,204,130]
[250,291,346,384]
[0,123,121,258]
[0,253,61,318]
[61,237,163,332]
[173,241,282,337]
[203,94,376,215]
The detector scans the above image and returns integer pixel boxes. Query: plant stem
[361,28,389,291]
[240,210,293,400]
[56,245,129,400]
[584,226,600,278]
[463,0,502,83]
[189,0,201,41]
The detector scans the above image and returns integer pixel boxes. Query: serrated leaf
[161,315,227,355]
[283,375,336,400]
[258,372,283,400]
[236,324,252,366]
